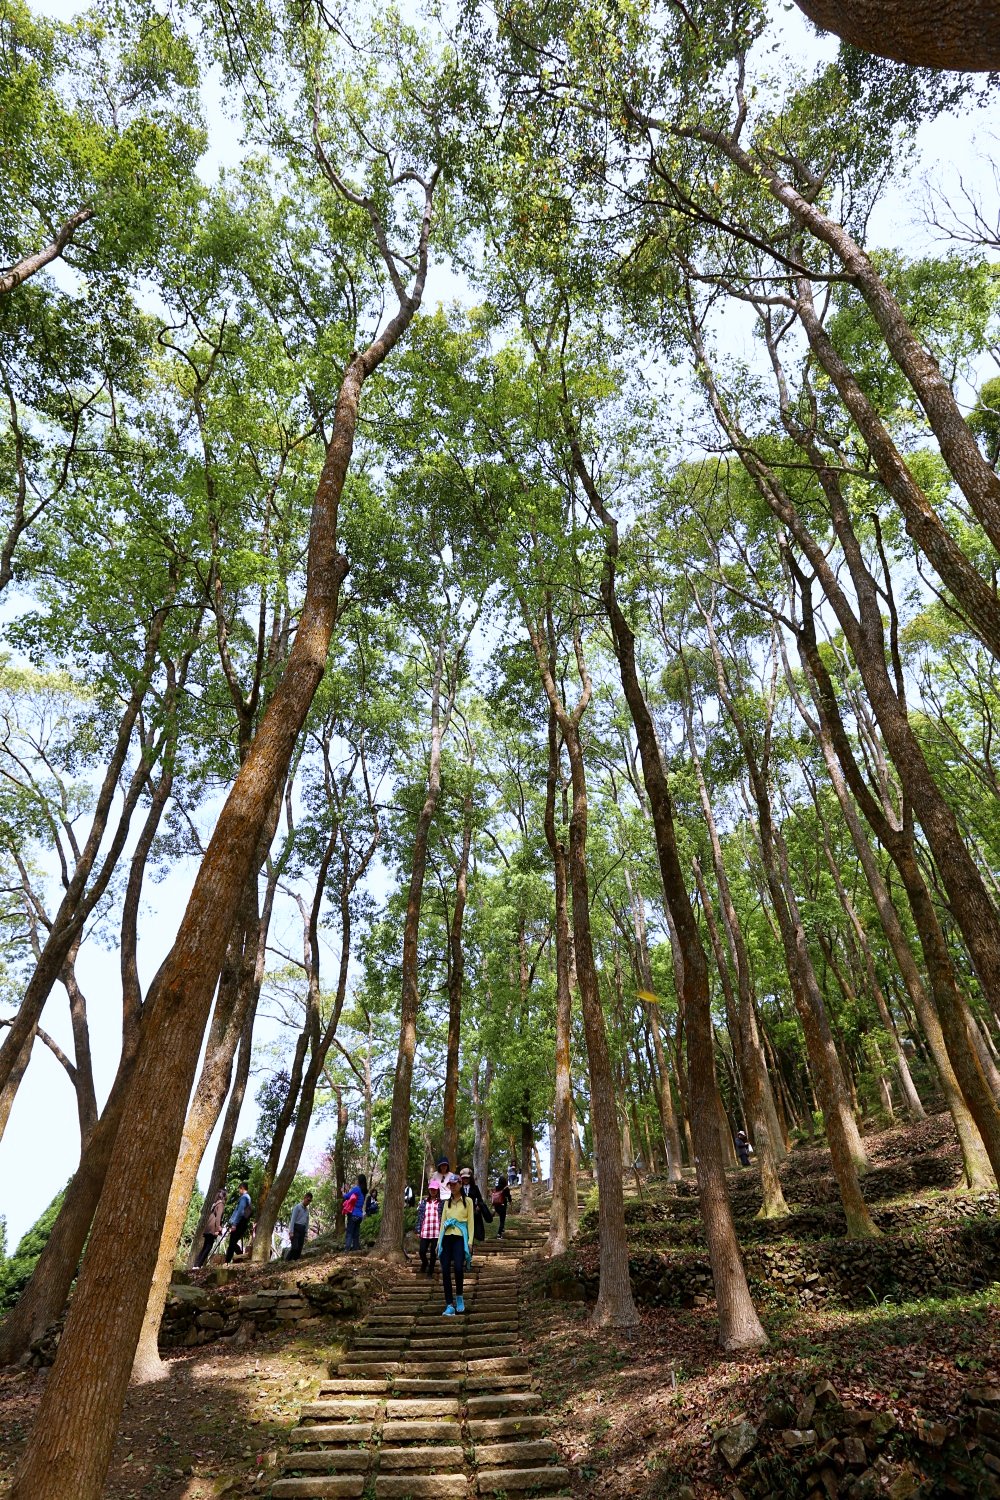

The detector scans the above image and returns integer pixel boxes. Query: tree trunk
[133,865,272,1382]
[375,627,454,1260]
[0,1052,135,1366]
[7,214,436,1495]
[441,790,473,1169]
[564,484,765,1348]
[792,0,1000,76]
[472,1060,492,1194]
[520,1111,535,1214]
[334,1088,348,1203]
[790,641,991,1184]
[545,704,576,1254]
[625,868,683,1181]
[187,1005,256,1266]
[692,857,788,1219]
[522,607,638,1327]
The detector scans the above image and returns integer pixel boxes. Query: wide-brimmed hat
[459,1167,472,1179]
[435,1157,449,1169]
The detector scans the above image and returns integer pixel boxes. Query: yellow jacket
[440,1193,474,1239]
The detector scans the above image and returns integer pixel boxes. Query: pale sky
[1,0,999,1250]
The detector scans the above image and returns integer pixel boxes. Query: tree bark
[522,608,638,1327]
[441,789,473,1168]
[188,1006,256,1266]
[692,856,788,1219]
[375,623,459,1260]
[544,703,576,1254]
[792,0,1000,71]
[0,206,95,297]
[559,469,765,1346]
[132,856,273,1382]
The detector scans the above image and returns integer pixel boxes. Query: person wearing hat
[417,1177,442,1277]
[436,1172,474,1315]
[435,1156,450,1177]
[459,1166,492,1242]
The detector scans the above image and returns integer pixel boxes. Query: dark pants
[225,1222,248,1262]
[345,1217,361,1251]
[419,1236,438,1275]
[194,1233,216,1268]
[288,1225,307,1260]
[496,1205,507,1238]
[440,1235,465,1307]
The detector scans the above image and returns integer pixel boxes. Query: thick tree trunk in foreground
[132,861,273,1381]
[793,0,1000,71]
[8,196,436,1493]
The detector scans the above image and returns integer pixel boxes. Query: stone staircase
[272,1206,572,1499]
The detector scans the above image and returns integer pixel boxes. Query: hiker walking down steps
[437,1171,473,1316]
[491,1176,512,1239]
[460,1165,492,1242]
[417,1176,442,1277]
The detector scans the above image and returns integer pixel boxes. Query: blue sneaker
[455,1295,465,1313]
[442,1304,456,1316]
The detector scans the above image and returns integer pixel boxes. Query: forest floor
[0,1246,393,1500]
[527,1111,1000,1499]
[1,1114,998,1499]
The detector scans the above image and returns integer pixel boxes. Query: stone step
[477,1468,571,1494]
[289,1422,374,1446]
[381,1419,461,1443]
[464,1374,533,1392]
[385,1397,461,1417]
[474,1441,560,1467]
[463,1345,519,1361]
[392,1378,463,1394]
[466,1393,542,1416]
[282,1453,374,1475]
[316,1380,390,1395]
[466,1416,549,1442]
[282,1452,369,1473]
[378,1446,465,1471]
[295,1399,381,1422]
[272,1478,365,1498]
[374,1477,467,1499]
[336,1362,401,1377]
[399,1361,465,1376]
[301,1397,385,1419]
[290,1421,375,1446]
[466,1357,529,1373]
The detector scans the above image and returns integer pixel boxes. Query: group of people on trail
[193,1182,318,1267]
[414,1158,513,1314]
[193,1181,255,1267]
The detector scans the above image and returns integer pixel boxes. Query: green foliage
[0,1188,67,1313]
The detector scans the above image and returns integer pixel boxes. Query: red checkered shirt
[421,1199,441,1240]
